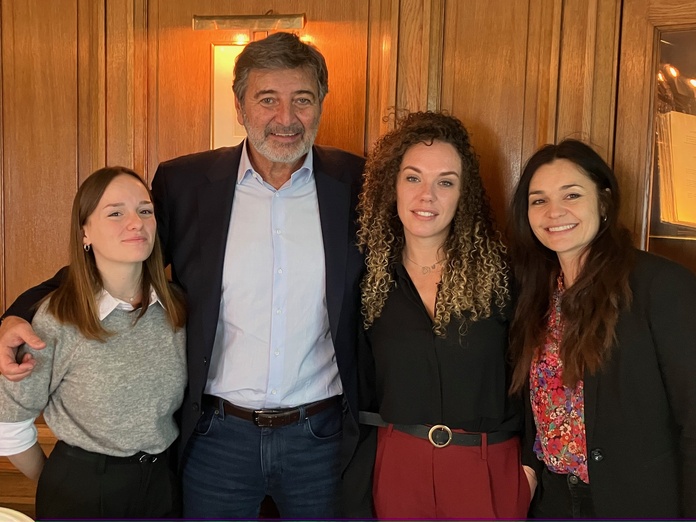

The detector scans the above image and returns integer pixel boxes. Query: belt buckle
[138,453,157,463]
[428,424,453,448]
[253,410,268,427]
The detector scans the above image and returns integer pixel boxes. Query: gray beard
[250,132,315,164]
[242,112,319,164]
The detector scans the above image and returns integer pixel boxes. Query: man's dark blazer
[151,143,366,470]
[523,250,696,518]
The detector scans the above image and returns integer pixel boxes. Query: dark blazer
[523,250,696,518]
[150,143,366,471]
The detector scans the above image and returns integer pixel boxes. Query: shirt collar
[97,288,162,320]
[237,140,313,187]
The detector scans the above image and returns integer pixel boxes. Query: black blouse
[361,263,521,434]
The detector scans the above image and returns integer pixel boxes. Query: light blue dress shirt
[205,143,343,409]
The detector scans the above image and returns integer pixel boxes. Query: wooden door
[615,0,696,272]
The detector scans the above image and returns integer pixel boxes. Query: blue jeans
[182,398,343,518]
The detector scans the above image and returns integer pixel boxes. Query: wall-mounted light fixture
[193,12,306,31]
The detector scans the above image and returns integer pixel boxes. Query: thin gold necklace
[404,255,445,275]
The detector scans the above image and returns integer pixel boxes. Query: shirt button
[275,229,281,234]
[276,309,282,315]
[271,389,277,395]
[274,351,280,356]
[568,474,580,485]
[590,449,604,462]
[277,268,283,274]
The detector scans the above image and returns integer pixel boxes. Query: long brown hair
[507,140,634,392]
[357,111,509,335]
[47,166,186,340]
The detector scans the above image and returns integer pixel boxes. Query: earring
[84,244,91,252]
[602,215,607,223]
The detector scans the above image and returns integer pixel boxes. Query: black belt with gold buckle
[359,411,516,448]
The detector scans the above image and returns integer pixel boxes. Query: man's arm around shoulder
[0,267,65,380]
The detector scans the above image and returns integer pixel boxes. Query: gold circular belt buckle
[428,424,453,448]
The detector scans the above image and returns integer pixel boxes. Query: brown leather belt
[203,394,342,428]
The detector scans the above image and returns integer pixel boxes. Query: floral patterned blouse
[529,274,589,483]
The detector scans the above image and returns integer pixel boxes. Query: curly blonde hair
[357,111,509,335]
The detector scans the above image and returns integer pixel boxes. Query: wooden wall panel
[614,0,656,243]
[649,0,696,23]
[77,0,106,182]
[0,0,4,313]
[106,0,148,175]
[395,0,427,112]
[395,0,444,113]
[1,0,79,305]
[586,0,621,159]
[365,0,399,151]
[555,0,621,161]
[439,0,530,222]
[521,0,562,161]
[146,0,370,176]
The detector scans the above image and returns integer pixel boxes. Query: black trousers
[530,466,596,518]
[36,440,180,519]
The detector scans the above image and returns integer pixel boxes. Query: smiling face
[82,174,156,274]
[396,140,462,248]
[235,67,321,172]
[527,158,602,276]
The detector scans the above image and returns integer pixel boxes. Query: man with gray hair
[0,32,365,518]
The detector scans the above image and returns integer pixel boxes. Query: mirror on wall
[647,29,696,270]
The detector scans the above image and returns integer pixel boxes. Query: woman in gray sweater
[0,167,187,518]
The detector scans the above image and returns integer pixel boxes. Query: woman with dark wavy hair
[351,111,533,518]
[508,139,696,518]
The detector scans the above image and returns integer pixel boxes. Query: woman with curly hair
[508,140,696,518]
[351,111,533,518]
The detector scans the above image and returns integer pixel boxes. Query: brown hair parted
[46,166,186,340]
[507,139,635,392]
[357,111,509,336]
[233,32,328,104]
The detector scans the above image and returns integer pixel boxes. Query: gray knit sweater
[0,300,186,456]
